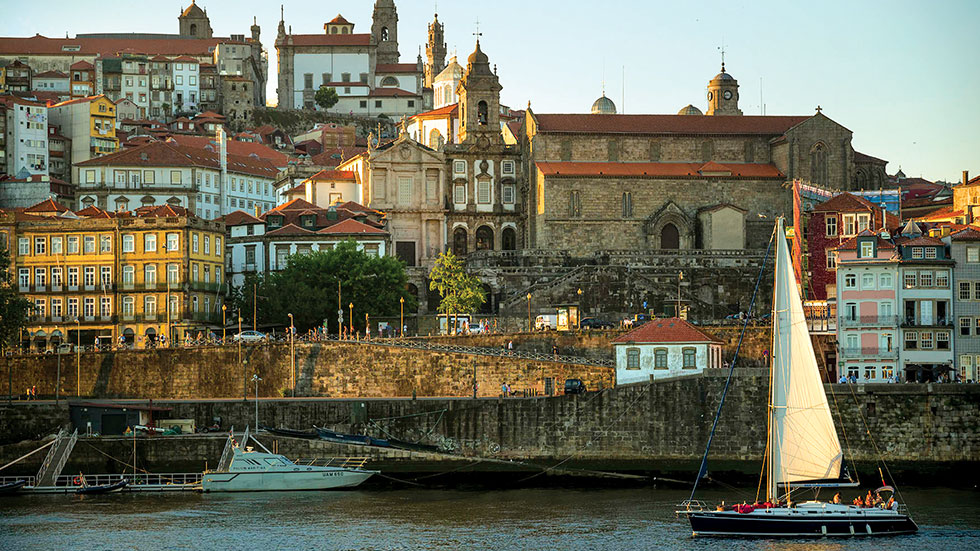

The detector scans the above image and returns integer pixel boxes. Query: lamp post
[251,374,261,429]
[677,271,684,318]
[576,288,583,330]
[75,317,81,397]
[364,312,369,339]
[221,304,227,343]
[526,293,532,332]
[399,296,405,339]
[287,313,295,398]
[348,302,353,335]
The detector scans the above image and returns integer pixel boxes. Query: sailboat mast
[766,220,780,503]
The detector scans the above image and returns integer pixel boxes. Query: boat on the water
[0,479,27,495]
[678,218,917,538]
[76,478,128,495]
[201,428,377,492]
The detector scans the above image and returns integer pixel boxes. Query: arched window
[330,27,338,35]
[502,227,517,251]
[453,227,467,256]
[380,76,398,87]
[475,226,494,251]
[189,23,197,36]
[810,143,828,187]
[622,191,633,218]
[428,128,444,149]
[341,27,348,35]
[443,86,451,105]
[661,223,679,249]
[477,100,488,125]
[381,27,389,41]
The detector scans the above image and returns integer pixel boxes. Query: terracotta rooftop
[310,146,367,167]
[0,34,227,57]
[375,63,420,73]
[536,161,784,179]
[368,88,419,97]
[165,134,291,167]
[951,227,980,241]
[613,318,722,344]
[327,14,352,25]
[812,192,879,213]
[307,169,357,181]
[220,210,263,226]
[285,34,371,47]
[69,60,94,70]
[75,141,278,179]
[318,218,386,235]
[533,113,811,135]
[837,230,896,251]
[23,198,69,213]
[33,70,67,79]
[413,103,458,119]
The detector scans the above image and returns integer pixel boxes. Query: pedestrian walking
[552,344,559,359]
[31,385,37,400]
[507,340,513,355]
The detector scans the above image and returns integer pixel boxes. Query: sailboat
[678,219,917,537]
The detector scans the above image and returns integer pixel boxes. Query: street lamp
[287,313,295,398]
[221,304,227,343]
[348,302,354,335]
[251,374,261,429]
[677,271,684,318]
[526,293,532,332]
[75,317,81,397]
[364,312,369,339]
[577,288,583,330]
[399,296,405,339]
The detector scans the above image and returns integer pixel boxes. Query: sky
[2,0,977,183]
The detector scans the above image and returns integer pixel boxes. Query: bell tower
[424,13,446,88]
[458,40,502,145]
[706,62,741,116]
[372,0,400,65]
[178,1,213,39]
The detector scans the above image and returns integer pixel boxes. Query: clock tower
[706,63,742,116]
[458,40,502,145]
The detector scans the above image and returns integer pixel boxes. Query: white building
[32,70,70,94]
[281,169,360,208]
[223,198,388,287]
[432,56,462,109]
[3,96,49,176]
[612,317,723,385]
[172,56,200,113]
[74,139,277,219]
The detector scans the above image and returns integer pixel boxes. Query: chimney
[964,170,970,186]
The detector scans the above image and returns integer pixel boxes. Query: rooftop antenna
[718,39,726,71]
[760,76,764,115]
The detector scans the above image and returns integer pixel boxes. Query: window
[204,235,211,255]
[961,317,972,336]
[967,247,979,263]
[904,331,917,350]
[122,296,134,317]
[144,233,157,252]
[34,237,46,255]
[905,272,917,289]
[18,237,29,255]
[626,348,640,369]
[825,216,838,236]
[67,267,79,288]
[502,184,515,205]
[33,299,45,318]
[622,192,633,218]
[51,299,62,318]
[122,234,135,252]
[844,273,857,289]
[477,180,491,204]
[961,356,974,382]
[976,282,980,300]
[860,241,873,258]
[68,236,79,254]
[144,295,157,316]
[879,273,893,288]
[122,265,134,286]
[215,237,221,254]
[925,247,938,259]
[502,161,515,175]
[861,273,875,290]
[936,271,949,288]
[167,233,179,251]
[857,213,871,233]
[454,183,466,204]
[144,264,158,287]
[398,177,412,205]
[100,266,111,288]
[937,332,950,350]
[959,282,971,300]
[83,266,95,287]
[454,161,466,175]
[51,267,62,288]
[100,235,111,253]
[920,331,934,350]
[375,100,382,108]
[919,271,933,287]
[83,297,95,318]
[192,233,199,253]
[844,303,857,321]
[842,214,856,236]
[912,247,924,259]
[215,267,222,284]
[569,190,581,217]
[192,263,199,282]
[84,236,96,254]
[654,348,668,369]
[826,251,837,270]
[682,348,697,369]
[18,268,29,288]
[51,237,63,255]
[100,297,112,317]
[65,298,78,319]
[359,100,367,109]
[171,171,181,184]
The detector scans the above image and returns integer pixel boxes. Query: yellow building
[47,95,118,183]
[2,199,225,350]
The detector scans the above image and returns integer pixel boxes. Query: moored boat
[678,218,917,538]
[76,479,128,494]
[0,479,27,495]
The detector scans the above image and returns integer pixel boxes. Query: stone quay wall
[2,371,977,484]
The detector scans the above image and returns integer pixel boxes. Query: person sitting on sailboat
[832,492,841,504]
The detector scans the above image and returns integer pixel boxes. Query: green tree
[231,240,414,334]
[428,252,486,334]
[314,87,339,111]
[0,246,31,353]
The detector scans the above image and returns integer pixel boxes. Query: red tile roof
[23,198,69,213]
[0,34,226,57]
[308,169,357,181]
[613,318,721,344]
[220,210,263,226]
[317,218,386,235]
[286,34,372,47]
[413,103,458,119]
[75,205,116,218]
[173,55,198,63]
[535,161,784,179]
[368,88,419,97]
[34,70,67,79]
[951,227,980,241]
[327,14,352,25]
[165,134,291,167]
[75,141,278,179]
[533,114,811,135]
[837,230,896,251]
[69,60,94,70]
[265,223,316,237]
[896,235,945,247]
[310,146,367,167]
[376,63,419,73]
[919,207,965,221]
[812,192,879,213]
[133,204,192,218]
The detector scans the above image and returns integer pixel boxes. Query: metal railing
[839,347,899,359]
[290,457,370,470]
[840,315,900,328]
[901,317,953,327]
[53,472,202,487]
[0,475,36,486]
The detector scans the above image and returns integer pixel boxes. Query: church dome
[434,57,464,83]
[678,104,703,116]
[711,64,736,82]
[467,41,489,66]
[181,1,206,17]
[591,95,617,115]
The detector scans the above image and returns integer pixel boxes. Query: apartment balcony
[189,312,220,323]
[839,347,899,360]
[190,282,225,293]
[839,315,900,328]
[901,317,953,328]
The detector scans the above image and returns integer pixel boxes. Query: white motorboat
[201,429,377,492]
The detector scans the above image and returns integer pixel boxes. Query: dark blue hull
[689,510,918,537]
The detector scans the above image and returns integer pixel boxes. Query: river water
[0,487,977,550]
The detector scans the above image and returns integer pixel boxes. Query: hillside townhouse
[949,227,980,382]
[148,56,174,119]
[1,95,48,177]
[1,199,225,350]
[172,56,200,113]
[32,70,69,98]
[69,61,95,98]
[47,94,118,183]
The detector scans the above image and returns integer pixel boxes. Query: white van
[535,314,558,331]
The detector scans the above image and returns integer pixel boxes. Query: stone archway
[644,200,694,249]
[475,225,494,251]
[501,227,517,250]
[453,226,467,256]
[661,223,679,249]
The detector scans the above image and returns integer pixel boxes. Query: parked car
[564,379,587,395]
[580,318,615,329]
[234,330,267,343]
[467,323,485,335]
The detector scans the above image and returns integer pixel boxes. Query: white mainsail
[768,219,843,501]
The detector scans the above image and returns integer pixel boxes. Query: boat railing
[897,503,910,515]
[676,499,708,512]
[291,457,371,470]
[53,472,203,487]
[0,475,35,486]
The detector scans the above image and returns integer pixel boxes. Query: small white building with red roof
[612,317,723,385]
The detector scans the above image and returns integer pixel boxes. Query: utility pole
[288,313,295,398]
[75,318,81,397]
[677,271,684,318]
[56,346,61,404]
[252,282,257,332]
